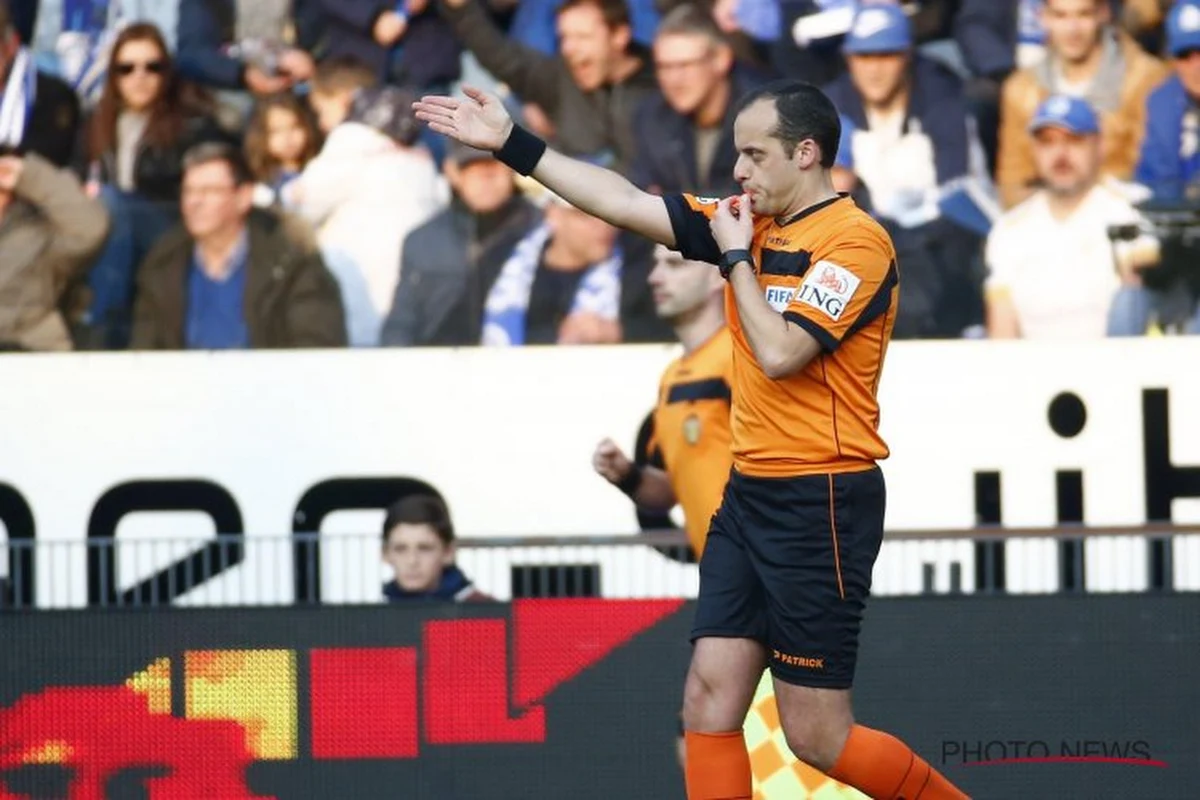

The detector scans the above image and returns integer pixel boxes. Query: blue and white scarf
[482,222,622,347]
[0,47,36,149]
[51,0,123,107]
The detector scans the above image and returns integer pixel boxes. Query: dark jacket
[382,197,672,346]
[82,113,229,205]
[438,0,657,175]
[131,209,348,349]
[11,72,80,169]
[631,66,766,196]
[382,195,541,347]
[311,0,461,90]
[824,54,973,187]
[383,566,491,602]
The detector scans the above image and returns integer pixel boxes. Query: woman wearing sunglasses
[78,22,225,350]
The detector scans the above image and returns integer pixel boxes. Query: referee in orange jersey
[415,73,969,800]
[592,243,732,560]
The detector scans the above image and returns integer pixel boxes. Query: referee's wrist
[615,464,643,498]
[719,248,753,280]
[494,122,546,176]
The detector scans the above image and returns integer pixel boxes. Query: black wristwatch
[719,249,753,280]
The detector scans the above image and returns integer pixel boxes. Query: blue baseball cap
[1028,95,1100,136]
[842,3,912,55]
[1167,0,1200,57]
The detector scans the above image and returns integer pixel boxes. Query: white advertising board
[1,340,1198,606]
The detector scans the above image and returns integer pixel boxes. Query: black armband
[616,464,644,498]
[495,124,547,176]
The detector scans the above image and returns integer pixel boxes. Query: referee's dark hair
[182,140,255,186]
[382,494,455,547]
[735,79,842,169]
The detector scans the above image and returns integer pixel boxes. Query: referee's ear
[793,137,822,172]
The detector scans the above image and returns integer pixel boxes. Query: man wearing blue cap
[1135,0,1200,201]
[823,2,992,339]
[996,0,1168,208]
[986,94,1161,339]
[824,2,986,229]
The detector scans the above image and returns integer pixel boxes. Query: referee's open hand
[412,86,513,152]
[711,194,754,254]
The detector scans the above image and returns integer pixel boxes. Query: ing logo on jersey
[796,262,860,322]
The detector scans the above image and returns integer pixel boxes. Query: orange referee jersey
[663,193,898,478]
[647,327,734,555]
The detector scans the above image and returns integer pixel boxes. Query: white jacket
[291,123,447,345]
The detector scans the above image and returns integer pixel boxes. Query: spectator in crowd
[995,0,1169,208]
[826,3,989,230]
[307,56,377,136]
[381,493,489,603]
[631,4,765,196]
[0,0,80,168]
[985,96,1162,339]
[130,141,347,349]
[438,0,657,175]
[1136,0,1200,202]
[175,0,317,125]
[381,141,541,347]
[246,92,321,209]
[312,0,461,93]
[79,22,226,350]
[481,190,663,346]
[29,0,182,109]
[287,85,445,346]
[0,152,109,350]
[825,2,990,339]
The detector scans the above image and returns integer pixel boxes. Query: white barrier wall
[1,340,1198,605]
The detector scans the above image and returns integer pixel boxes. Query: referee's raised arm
[413,87,676,247]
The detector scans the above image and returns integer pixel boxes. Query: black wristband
[719,249,753,280]
[616,464,643,498]
[495,124,547,176]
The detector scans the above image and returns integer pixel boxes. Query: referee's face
[733,99,807,217]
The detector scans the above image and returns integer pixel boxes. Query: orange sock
[684,730,752,800]
[828,725,969,800]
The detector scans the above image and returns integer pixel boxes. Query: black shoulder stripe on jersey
[844,260,899,340]
[759,248,812,277]
[663,195,722,265]
[666,378,731,405]
[784,311,839,352]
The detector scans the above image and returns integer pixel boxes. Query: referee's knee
[778,697,853,772]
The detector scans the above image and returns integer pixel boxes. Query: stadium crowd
[0,0,1197,352]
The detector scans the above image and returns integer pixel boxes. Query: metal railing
[1,525,1197,610]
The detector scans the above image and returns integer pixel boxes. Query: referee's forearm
[531,149,644,229]
[632,466,677,513]
[730,263,792,375]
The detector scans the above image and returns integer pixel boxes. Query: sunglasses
[114,60,166,76]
